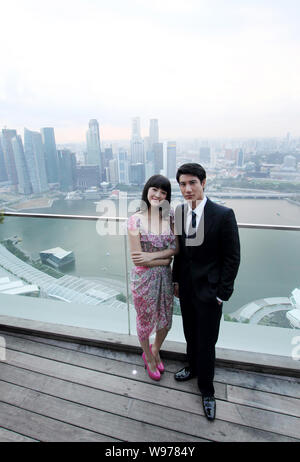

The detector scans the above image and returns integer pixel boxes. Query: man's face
[178,174,206,203]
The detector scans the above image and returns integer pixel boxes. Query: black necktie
[187,211,197,237]
[192,211,197,228]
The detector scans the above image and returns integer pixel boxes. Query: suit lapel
[203,198,216,237]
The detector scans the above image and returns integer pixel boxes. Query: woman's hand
[131,251,154,266]
[173,282,179,298]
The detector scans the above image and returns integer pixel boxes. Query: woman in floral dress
[127,175,178,381]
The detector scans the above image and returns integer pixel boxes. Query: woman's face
[147,186,168,207]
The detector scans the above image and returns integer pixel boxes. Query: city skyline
[1,117,299,197]
[1,0,300,142]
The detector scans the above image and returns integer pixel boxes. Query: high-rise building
[41,127,59,183]
[145,162,155,181]
[24,128,49,193]
[76,165,100,189]
[0,138,8,182]
[103,147,113,168]
[11,135,32,194]
[130,117,144,164]
[153,142,163,174]
[1,129,18,187]
[109,158,119,184]
[129,163,145,185]
[149,119,159,148]
[131,117,141,139]
[237,149,244,167]
[144,136,151,159]
[145,119,160,173]
[57,149,77,191]
[166,141,176,179]
[86,119,103,177]
[117,149,129,184]
[130,139,144,164]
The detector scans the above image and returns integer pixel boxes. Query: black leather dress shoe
[174,366,196,382]
[202,395,216,421]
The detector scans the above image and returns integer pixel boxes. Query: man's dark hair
[176,163,206,184]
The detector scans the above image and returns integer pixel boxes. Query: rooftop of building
[0,321,299,442]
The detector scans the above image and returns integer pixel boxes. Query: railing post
[123,233,131,335]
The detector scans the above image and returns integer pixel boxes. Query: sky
[1,0,300,143]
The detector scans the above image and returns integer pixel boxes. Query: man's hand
[174,282,179,298]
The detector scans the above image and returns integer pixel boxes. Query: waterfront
[0,198,300,316]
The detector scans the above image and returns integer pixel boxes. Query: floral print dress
[127,211,176,342]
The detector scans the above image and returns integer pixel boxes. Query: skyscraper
[0,138,8,182]
[129,163,145,184]
[24,128,49,193]
[1,129,18,187]
[131,117,141,139]
[109,158,119,184]
[76,165,100,189]
[149,119,159,149]
[237,149,244,167]
[130,139,144,164]
[86,119,103,177]
[146,119,160,174]
[57,149,77,191]
[130,117,144,164]
[167,141,176,179]
[11,135,32,194]
[117,149,129,184]
[41,127,59,183]
[103,147,113,170]
[153,142,164,174]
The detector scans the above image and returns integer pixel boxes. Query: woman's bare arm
[128,229,171,267]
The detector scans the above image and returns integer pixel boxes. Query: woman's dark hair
[140,174,171,213]
[176,163,206,184]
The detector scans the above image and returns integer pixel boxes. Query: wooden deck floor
[0,328,299,442]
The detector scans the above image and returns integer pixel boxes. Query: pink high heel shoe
[142,352,161,381]
[150,344,165,374]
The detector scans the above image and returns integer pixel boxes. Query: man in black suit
[173,163,240,421]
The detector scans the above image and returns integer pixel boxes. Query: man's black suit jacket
[172,197,240,304]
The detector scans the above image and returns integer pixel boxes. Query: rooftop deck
[0,327,299,442]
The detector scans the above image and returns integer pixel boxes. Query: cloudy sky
[1,0,300,142]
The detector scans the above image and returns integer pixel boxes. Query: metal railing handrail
[2,211,127,222]
[2,211,300,231]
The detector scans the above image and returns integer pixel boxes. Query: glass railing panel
[1,213,300,363]
[219,226,300,359]
[0,214,131,335]
[126,223,300,359]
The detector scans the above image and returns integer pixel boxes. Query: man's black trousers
[179,290,222,396]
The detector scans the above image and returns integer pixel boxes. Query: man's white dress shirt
[185,196,223,304]
[185,196,207,235]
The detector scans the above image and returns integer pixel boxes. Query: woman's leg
[140,338,157,373]
[151,327,168,365]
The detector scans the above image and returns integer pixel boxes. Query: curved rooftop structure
[0,244,120,306]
